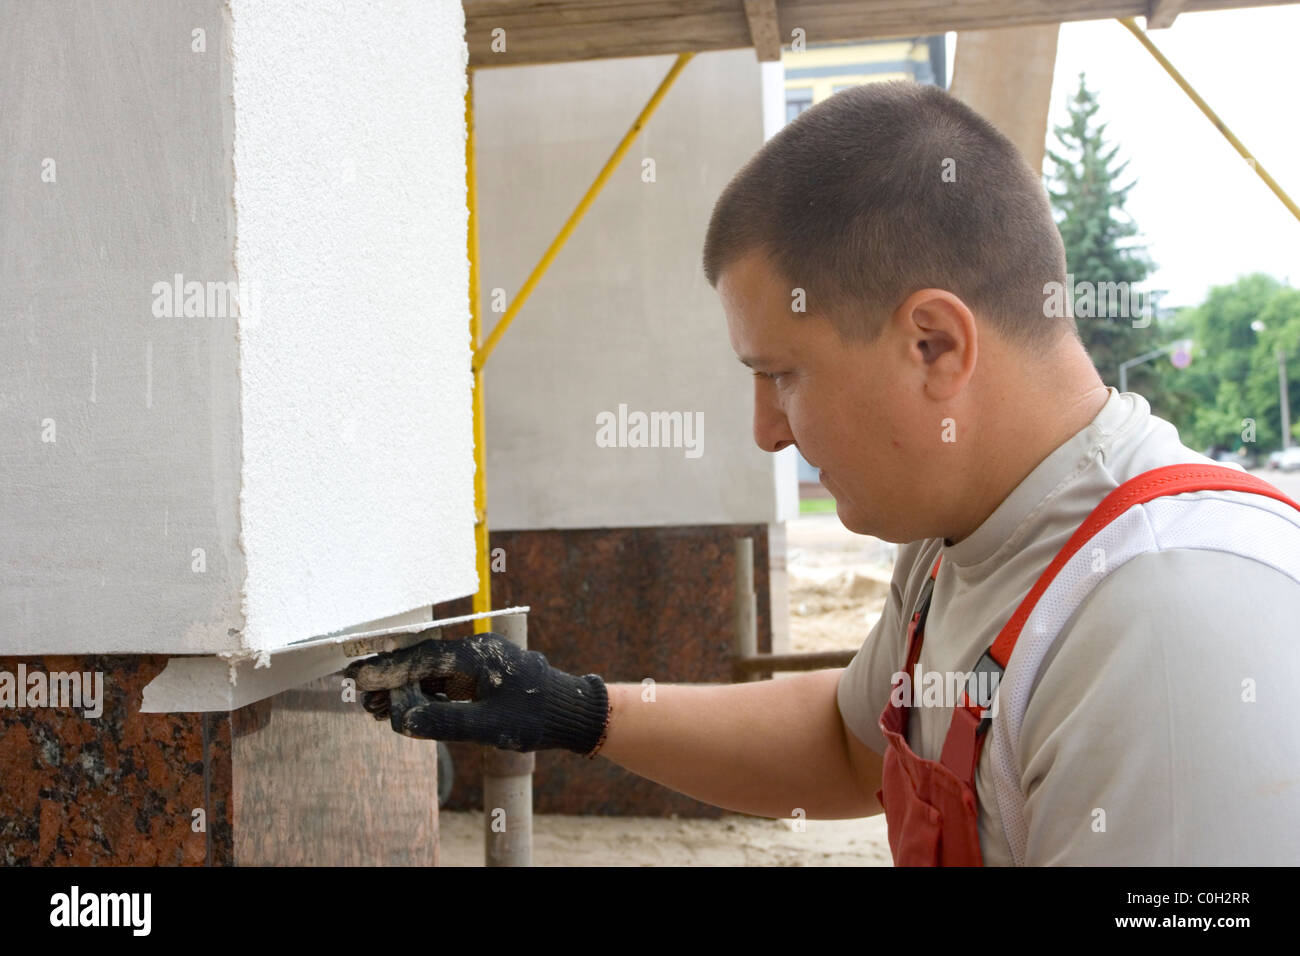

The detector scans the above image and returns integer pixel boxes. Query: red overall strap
[891,554,944,738]
[937,463,1300,782]
[902,553,944,674]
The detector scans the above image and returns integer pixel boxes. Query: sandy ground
[785,513,895,654]
[438,809,892,867]
[439,511,897,866]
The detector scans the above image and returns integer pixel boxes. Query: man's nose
[753,380,795,454]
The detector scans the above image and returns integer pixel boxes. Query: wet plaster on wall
[229,0,478,652]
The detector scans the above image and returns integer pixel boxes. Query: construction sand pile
[787,516,895,653]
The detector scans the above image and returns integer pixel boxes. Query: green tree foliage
[1045,73,1165,394]
[1153,274,1300,451]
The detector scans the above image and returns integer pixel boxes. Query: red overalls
[875,464,1300,866]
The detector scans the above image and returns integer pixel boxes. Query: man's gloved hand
[342,630,609,756]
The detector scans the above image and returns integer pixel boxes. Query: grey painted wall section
[474,51,795,530]
[1,1,246,654]
[1,1,478,655]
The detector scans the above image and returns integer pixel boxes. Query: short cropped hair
[702,80,1072,349]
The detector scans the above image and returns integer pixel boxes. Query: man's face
[717,251,929,542]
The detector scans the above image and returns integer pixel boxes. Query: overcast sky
[951,5,1300,310]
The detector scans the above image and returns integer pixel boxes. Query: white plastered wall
[0,0,477,656]
[231,0,477,652]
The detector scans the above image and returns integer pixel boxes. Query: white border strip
[141,606,532,713]
[286,605,532,651]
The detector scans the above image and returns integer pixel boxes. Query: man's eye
[754,370,783,382]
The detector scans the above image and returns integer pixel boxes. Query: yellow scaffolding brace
[1118,17,1300,225]
[464,54,696,630]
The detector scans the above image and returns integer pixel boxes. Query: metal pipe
[735,650,857,678]
[732,537,758,682]
[1117,17,1300,225]
[482,611,533,866]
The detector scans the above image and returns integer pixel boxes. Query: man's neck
[945,379,1110,547]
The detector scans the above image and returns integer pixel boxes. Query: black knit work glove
[343,631,610,756]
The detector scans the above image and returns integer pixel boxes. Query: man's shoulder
[1025,545,1300,716]
[1065,544,1300,635]
[1009,543,1300,864]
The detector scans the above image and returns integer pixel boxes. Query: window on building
[785,88,813,122]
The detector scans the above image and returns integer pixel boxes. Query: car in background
[1274,447,1300,472]
[1212,448,1258,470]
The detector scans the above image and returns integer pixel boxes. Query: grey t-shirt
[837,387,1300,864]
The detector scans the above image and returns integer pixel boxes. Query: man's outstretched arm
[598,668,883,820]
[345,635,881,821]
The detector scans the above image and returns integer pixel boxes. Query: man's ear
[893,290,977,400]
[917,324,956,364]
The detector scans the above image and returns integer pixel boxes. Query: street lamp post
[1118,339,1192,394]
[1278,345,1291,449]
[1252,320,1292,450]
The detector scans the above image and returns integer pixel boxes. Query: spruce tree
[1045,73,1164,394]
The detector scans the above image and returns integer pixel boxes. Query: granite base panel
[0,654,229,865]
[230,675,439,866]
[438,523,772,818]
[0,659,438,865]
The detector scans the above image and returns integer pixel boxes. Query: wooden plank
[744,0,783,61]
[779,0,1137,39]
[464,0,1299,68]
[783,0,1292,43]
[467,2,746,68]
[949,24,1060,174]
[1148,0,1190,27]
[467,0,735,30]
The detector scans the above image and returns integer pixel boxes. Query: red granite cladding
[230,677,439,866]
[0,659,437,866]
[0,655,232,866]
[434,524,772,817]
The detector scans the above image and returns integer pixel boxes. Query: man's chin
[835,502,904,543]
[833,502,872,536]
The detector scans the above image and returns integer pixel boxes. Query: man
[348,82,1300,865]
